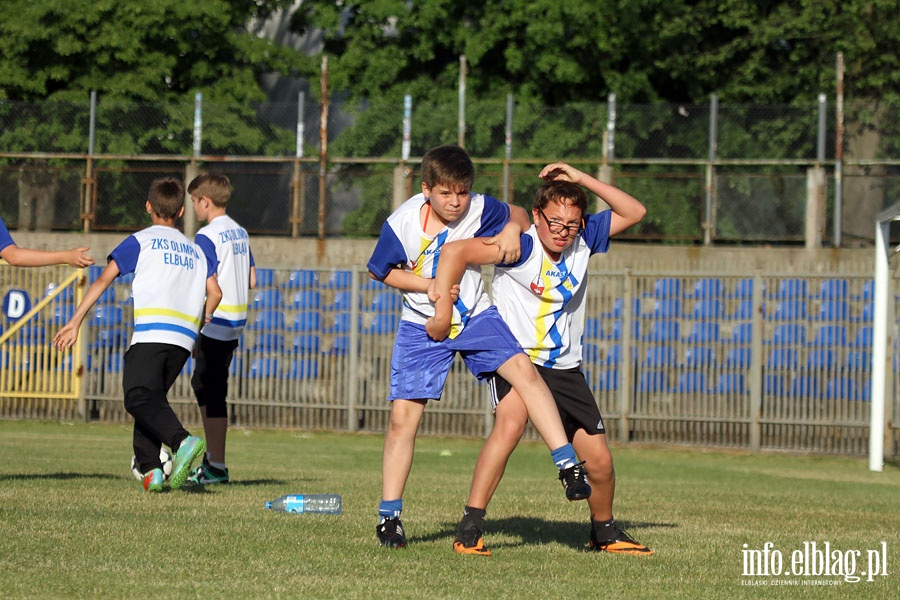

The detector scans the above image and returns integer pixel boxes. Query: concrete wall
[11,231,878,276]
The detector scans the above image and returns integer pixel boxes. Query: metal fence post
[291,91,305,238]
[82,91,97,233]
[749,270,764,451]
[503,93,513,204]
[618,268,633,444]
[704,94,718,245]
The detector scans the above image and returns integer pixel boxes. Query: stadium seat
[773,278,807,299]
[766,348,798,370]
[90,304,123,327]
[583,317,604,339]
[650,298,682,318]
[764,374,785,396]
[282,269,319,289]
[292,334,320,354]
[95,328,127,349]
[805,349,835,370]
[768,323,806,346]
[650,277,681,298]
[731,277,755,299]
[595,369,619,391]
[857,279,875,302]
[769,300,808,321]
[643,319,678,342]
[366,313,400,335]
[692,299,724,320]
[683,346,715,367]
[248,310,285,331]
[255,268,275,288]
[859,302,875,323]
[844,350,871,371]
[809,325,848,348]
[321,270,352,289]
[47,304,74,326]
[326,312,356,334]
[607,297,641,319]
[730,322,753,345]
[289,290,321,310]
[714,372,746,394]
[825,377,863,401]
[293,311,321,332]
[45,282,75,302]
[815,278,849,300]
[328,336,350,356]
[815,300,849,322]
[370,291,403,313]
[249,357,281,378]
[789,375,821,398]
[684,322,720,343]
[325,290,357,312]
[689,278,725,299]
[729,299,755,320]
[852,326,873,349]
[673,371,708,394]
[643,345,677,368]
[637,370,668,393]
[251,288,283,309]
[611,319,640,341]
[724,347,751,368]
[253,333,285,353]
[286,358,319,379]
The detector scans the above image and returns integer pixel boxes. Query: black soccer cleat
[558,461,591,501]
[376,517,407,549]
[589,526,653,555]
[453,522,491,556]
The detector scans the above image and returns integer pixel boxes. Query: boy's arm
[204,275,223,323]
[480,204,528,264]
[540,162,646,234]
[1,245,94,268]
[53,261,119,351]
[376,268,431,294]
[248,265,257,290]
[425,238,502,341]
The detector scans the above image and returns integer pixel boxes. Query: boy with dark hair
[429,162,650,555]
[54,177,222,492]
[367,145,590,554]
[186,171,256,486]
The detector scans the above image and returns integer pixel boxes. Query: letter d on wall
[3,289,31,321]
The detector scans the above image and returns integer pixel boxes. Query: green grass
[1,420,898,599]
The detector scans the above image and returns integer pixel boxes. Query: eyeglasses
[538,207,583,236]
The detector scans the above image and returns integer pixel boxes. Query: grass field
[0,420,897,599]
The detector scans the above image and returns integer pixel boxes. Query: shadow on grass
[0,472,117,482]
[415,517,677,550]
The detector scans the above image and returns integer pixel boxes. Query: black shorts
[489,364,605,440]
[190,334,239,415]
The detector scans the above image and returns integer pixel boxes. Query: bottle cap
[265,501,271,509]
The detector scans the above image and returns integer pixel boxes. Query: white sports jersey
[109,225,214,352]
[195,215,253,341]
[492,211,612,369]
[367,192,510,338]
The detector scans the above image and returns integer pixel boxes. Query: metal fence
[2,96,899,245]
[1,265,896,458]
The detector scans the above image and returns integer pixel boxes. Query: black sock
[458,506,486,533]
[592,518,616,540]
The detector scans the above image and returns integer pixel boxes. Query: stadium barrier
[0,265,897,458]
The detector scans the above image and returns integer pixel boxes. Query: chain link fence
[1,96,898,244]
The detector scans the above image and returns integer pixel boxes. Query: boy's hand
[483,224,521,264]
[539,162,585,184]
[65,247,95,268]
[53,322,79,351]
[425,314,452,341]
[426,281,460,304]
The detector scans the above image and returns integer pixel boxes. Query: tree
[0,0,308,229]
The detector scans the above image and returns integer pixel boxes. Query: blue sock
[379,498,403,521]
[550,444,577,470]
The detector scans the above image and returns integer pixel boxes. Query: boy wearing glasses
[428,162,651,555]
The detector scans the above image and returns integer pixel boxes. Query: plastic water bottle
[265,494,342,514]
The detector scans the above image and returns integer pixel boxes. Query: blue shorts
[388,306,522,402]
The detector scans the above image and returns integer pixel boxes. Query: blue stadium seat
[857,279,875,302]
[684,322,720,343]
[651,277,681,298]
[90,304,123,327]
[95,328,127,349]
[248,310,285,331]
[766,348,798,370]
[729,299,755,320]
[809,325,848,348]
[255,268,275,287]
[769,300,807,321]
[326,312,356,334]
[105,352,124,373]
[815,300,849,322]
[825,377,863,401]
[637,370,668,393]
[673,371,708,394]
[251,288,283,309]
[611,320,640,340]
[595,369,619,391]
[604,344,622,365]
[180,356,194,376]
[321,270,352,289]
[606,297,641,319]
[45,282,75,302]
[366,313,400,335]
[253,333,285,353]
[815,278,849,300]
[10,324,46,346]
[844,350,871,371]
[689,278,725,299]
[852,326,873,349]
[806,349,835,369]
[249,357,281,378]
[643,345,677,368]
[282,269,319,289]
[370,291,403,313]
[583,317,604,339]
[714,372,746,394]
[683,346,715,367]
[859,302,875,323]
[292,334,320,354]
[328,336,350,356]
[768,324,806,346]
[725,347,751,368]
[773,278,808,299]
[691,299,724,320]
[643,320,678,342]
[325,290,356,312]
[731,278,755,299]
[764,374,785,396]
[650,298,682,318]
[789,375,821,398]
[582,343,600,365]
[730,322,753,345]
[363,278,387,291]
[289,290,321,310]
[286,358,319,379]
[293,311,321,332]
[47,304,74,326]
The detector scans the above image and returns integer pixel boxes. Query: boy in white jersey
[185,172,256,486]
[367,144,590,554]
[53,177,222,492]
[429,163,651,555]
